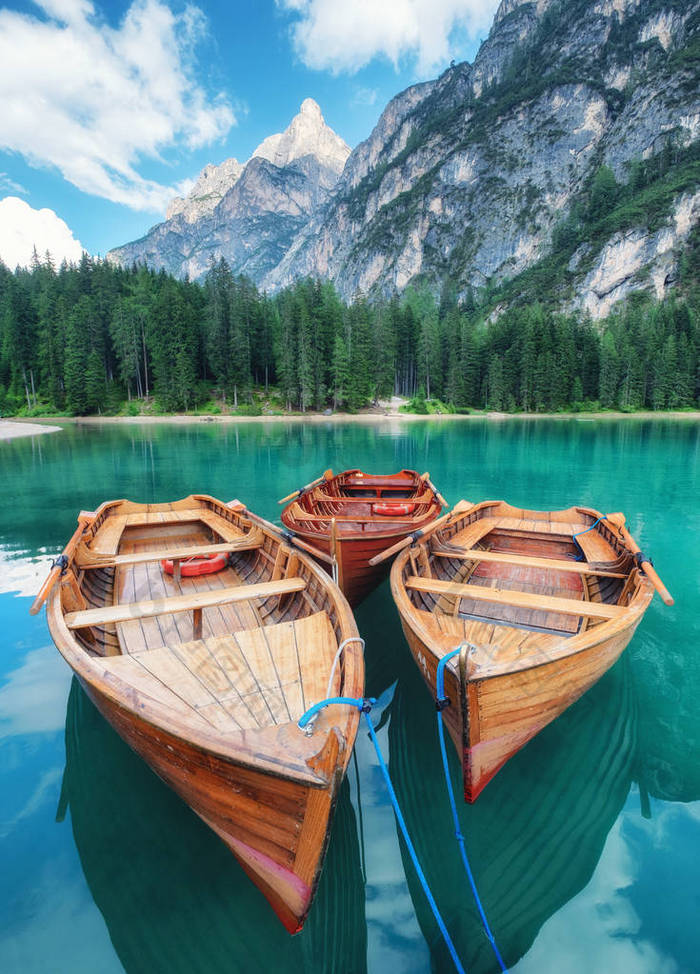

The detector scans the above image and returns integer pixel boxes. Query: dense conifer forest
[0,247,698,417]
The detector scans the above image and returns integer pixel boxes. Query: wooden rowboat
[280,469,445,606]
[33,495,364,932]
[388,500,672,802]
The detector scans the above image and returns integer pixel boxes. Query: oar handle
[369,500,473,566]
[30,515,92,615]
[278,469,332,505]
[638,558,674,606]
[30,563,64,616]
[597,511,674,607]
[425,476,447,508]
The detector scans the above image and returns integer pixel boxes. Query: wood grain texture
[43,494,364,932]
[390,499,656,802]
[280,468,444,606]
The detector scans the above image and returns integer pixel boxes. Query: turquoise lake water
[0,417,698,973]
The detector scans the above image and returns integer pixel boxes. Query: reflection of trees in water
[388,657,635,973]
[61,680,367,974]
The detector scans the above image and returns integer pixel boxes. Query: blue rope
[297,695,466,973]
[571,515,609,561]
[297,696,369,728]
[436,649,509,973]
[572,515,608,542]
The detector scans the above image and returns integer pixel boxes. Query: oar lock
[51,554,69,575]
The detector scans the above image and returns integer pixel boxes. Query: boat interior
[63,499,350,737]
[288,470,441,534]
[403,502,643,669]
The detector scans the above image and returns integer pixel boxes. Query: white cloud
[0,173,28,195]
[0,197,84,268]
[0,644,73,738]
[278,0,498,75]
[0,0,235,211]
[352,86,379,107]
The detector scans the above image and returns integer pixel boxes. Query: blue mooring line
[298,695,466,973]
[572,515,608,541]
[571,515,609,562]
[436,649,509,973]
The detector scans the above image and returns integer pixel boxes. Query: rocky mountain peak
[166,157,245,222]
[253,98,350,174]
[108,97,352,282]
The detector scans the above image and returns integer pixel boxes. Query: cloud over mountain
[0,0,235,211]
[278,0,498,74]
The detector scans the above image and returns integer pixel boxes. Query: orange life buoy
[372,502,416,517]
[161,553,228,577]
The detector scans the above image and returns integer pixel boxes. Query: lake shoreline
[0,420,63,441]
[6,409,700,432]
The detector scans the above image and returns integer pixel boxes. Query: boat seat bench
[77,530,263,570]
[405,576,625,621]
[65,577,306,632]
[430,547,626,579]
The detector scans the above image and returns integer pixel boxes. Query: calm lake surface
[1,418,698,974]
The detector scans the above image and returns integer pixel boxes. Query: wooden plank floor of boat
[433,514,621,636]
[100,525,340,734]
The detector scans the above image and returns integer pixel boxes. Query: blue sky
[0,0,498,265]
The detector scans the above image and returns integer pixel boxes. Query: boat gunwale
[281,468,443,542]
[47,494,364,787]
[390,499,654,684]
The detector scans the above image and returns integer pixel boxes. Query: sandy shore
[29,410,700,427]
[0,420,63,441]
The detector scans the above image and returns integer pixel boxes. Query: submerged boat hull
[391,501,654,801]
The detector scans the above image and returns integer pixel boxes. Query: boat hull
[79,674,341,933]
[399,615,643,801]
[280,469,444,606]
[391,500,655,801]
[291,530,398,607]
[42,495,364,933]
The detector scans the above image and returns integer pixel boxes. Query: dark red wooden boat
[279,469,445,606]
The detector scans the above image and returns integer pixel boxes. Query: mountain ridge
[107,99,350,282]
[109,0,700,317]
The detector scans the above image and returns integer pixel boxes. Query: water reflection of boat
[388,657,635,972]
[60,680,367,974]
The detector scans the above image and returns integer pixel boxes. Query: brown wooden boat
[388,500,672,802]
[279,469,445,606]
[32,495,364,933]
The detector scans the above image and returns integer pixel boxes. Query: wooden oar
[604,512,674,606]
[30,512,94,615]
[236,505,334,566]
[420,471,448,508]
[278,469,333,505]
[368,499,474,566]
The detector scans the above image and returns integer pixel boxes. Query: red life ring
[161,553,228,577]
[372,502,416,517]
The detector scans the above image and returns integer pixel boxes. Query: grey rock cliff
[263,0,699,315]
